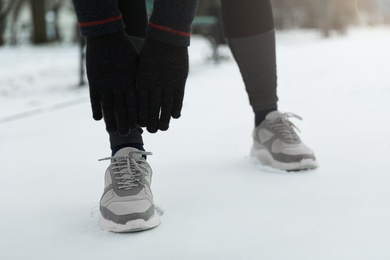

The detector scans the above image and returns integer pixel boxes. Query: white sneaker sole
[250,144,319,171]
[99,211,161,233]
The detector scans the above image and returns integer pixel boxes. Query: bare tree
[0,0,4,45]
[46,0,64,42]
[0,0,18,45]
[30,0,47,44]
[1,0,26,45]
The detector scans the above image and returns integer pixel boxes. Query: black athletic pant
[220,0,278,113]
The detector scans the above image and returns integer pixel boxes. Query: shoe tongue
[265,111,282,121]
[114,147,142,160]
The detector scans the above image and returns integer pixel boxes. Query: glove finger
[158,92,173,131]
[101,92,117,133]
[171,86,185,119]
[147,92,162,133]
[113,93,129,136]
[90,89,103,120]
[127,83,138,130]
[138,86,149,127]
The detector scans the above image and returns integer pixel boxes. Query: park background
[1,1,390,259]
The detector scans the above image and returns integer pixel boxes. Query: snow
[1,27,390,259]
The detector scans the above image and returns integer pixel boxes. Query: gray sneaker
[98,147,160,232]
[251,111,318,171]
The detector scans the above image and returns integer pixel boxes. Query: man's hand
[137,37,189,133]
[86,30,138,135]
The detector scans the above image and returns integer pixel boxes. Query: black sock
[255,108,277,127]
[111,143,145,157]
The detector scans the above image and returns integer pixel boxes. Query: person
[71,0,318,233]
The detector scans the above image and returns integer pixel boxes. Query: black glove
[86,30,138,135]
[137,37,189,133]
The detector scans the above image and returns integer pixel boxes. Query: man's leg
[109,128,145,155]
[99,1,161,232]
[220,0,278,126]
[220,0,318,170]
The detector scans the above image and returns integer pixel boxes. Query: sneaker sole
[99,211,161,233]
[250,144,319,171]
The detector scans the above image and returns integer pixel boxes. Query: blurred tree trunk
[272,0,288,30]
[9,0,26,45]
[30,0,47,44]
[0,0,4,45]
[52,1,62,42]
[317,0,332,37]
[0,0,18,45]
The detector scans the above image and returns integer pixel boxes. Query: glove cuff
[86,30,128,44]
[143,37,187,54]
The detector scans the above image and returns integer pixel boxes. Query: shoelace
[99,151,152,190]
[268,112,302,142]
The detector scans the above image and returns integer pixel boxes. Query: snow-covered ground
[1,27,390,259]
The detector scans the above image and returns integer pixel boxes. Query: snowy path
[1,28,390,259]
